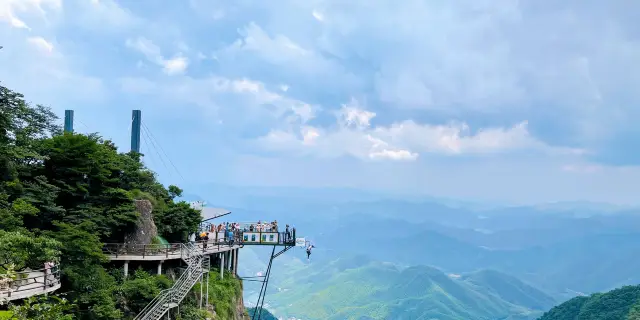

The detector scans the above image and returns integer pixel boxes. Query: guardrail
[0,266,61,301]
[103,231,296,259]
[103,240,232,259]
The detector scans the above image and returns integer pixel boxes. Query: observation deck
[102,229,296,262]
[0,267,61,302]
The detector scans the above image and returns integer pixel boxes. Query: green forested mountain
[0,84,242,319]
[538,285,640,320]
[264,255,554,320]
[246,308,277,320]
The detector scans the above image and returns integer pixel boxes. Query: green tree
[0,84,208,320]
[36,133,138,243]
[0,84,60,197]
[154,201,202,242]
[167,185,183,199]
[0,230,61,271]
[9,296,74,320]
[0,196,37,232]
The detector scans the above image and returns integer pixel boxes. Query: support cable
[252,246,276,320]
[140,124,173,179]
[141,121,185,182]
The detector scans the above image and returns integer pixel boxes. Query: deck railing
[103,231,295,258]
[0,266,61,301]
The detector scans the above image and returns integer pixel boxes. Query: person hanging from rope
[306,244,315,261]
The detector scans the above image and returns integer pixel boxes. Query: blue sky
[0,0,638,204]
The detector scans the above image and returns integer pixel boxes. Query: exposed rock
[124,199,158,244]
[236,280,250,320]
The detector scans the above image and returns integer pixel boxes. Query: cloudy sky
[1,0,638,204]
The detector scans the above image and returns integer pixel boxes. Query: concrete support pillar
[220,253,224,279]
[234,249,239,276]
[228,250,233,271]
[157,261,162,275]
[124,260,129,278]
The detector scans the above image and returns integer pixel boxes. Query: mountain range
[264,256,555,320]
[183,185,640,319]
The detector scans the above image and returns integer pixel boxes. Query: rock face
[124,199,158,244]
[235,280,250,320]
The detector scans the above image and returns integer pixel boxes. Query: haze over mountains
[183,185,640,319]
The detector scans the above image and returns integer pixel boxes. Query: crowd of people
[190,221,296,250]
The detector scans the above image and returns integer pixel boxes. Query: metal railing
[0,266,61,301]
[103,232,295,259]
[134,243,205,320]
[102,239,235,259]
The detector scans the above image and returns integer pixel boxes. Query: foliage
[0,84,206,319]
[262,256,550,320]
[115,269,171,317]
[9,296,74,320]
[181,269,244,320]
[0,230,61,271]
[155,201,202,242]
[539,285,640,320]
[173,306,210,320]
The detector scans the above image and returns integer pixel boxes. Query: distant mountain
[246,308,277,320]
[462,270,557,310]
[264,257,554,320]
[538,285,640,320]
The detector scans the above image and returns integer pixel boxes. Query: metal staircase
[134,243,206,320]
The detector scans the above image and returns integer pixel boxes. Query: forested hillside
[0,84,242,319]
[264,256,553,320]
[538,285,640,320]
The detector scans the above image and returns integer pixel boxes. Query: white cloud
[256,98,580,161]
[162,56,189,75]
[337,99,375,130]
[0,0,61,29]
[75,0,140,32]
[118,75,318,130]
[215,22,360,90]
[27,36,54,53]
[125,37,189,75]
[312,10,324,22]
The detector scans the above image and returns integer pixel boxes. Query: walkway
[0,267,61,302]
[103,241,242,261]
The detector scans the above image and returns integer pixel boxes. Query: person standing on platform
[202,232,209,252]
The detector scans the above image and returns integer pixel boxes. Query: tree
[0,231,61,271]
[9,296,74,320]
[36,133,138,243]
[0,196,37,232]
[0,84,60,197]
[0,84,208,320]
[167,185,182,199]
[154,201,202,242]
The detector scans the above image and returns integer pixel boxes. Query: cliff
[124,199,158,244]
[199,269,249,320]
[235,281,250,320]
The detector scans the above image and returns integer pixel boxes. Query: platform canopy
[200,207,231,222]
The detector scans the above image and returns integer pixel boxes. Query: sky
[0,0,639,205]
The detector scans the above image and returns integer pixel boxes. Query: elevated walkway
[134,242,207,320]
[0,267,61,302]
[103,241,242,261]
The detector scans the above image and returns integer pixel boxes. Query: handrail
[0,266,61,300]
[134,242,205,320]
[103,233,295,259]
